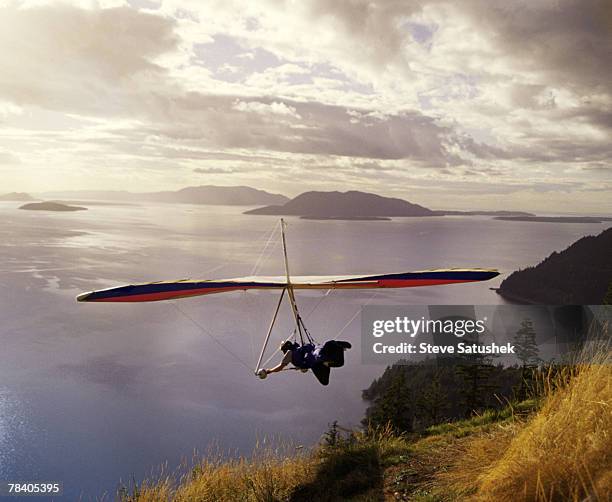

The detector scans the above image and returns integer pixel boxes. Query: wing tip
[76,292,92,302]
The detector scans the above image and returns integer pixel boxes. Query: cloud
[232,100,301,118]
[270,0,611,162]
[0,149,20,164]
[0,4,178,113]
[0,4,462,164]
[193,167,234,174]
[583,163,612,174]
[288,0,611,94]
[460,0,612,93]
[145,96,460,162]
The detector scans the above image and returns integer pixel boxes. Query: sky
[0,0,610,213]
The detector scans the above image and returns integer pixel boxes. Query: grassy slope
[397,352,611,501]
[121,352,611,502]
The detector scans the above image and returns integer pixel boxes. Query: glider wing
[76,269,499,303]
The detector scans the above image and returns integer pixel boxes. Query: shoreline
[492,287,537,305]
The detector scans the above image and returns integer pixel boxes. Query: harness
[290,342,316,369]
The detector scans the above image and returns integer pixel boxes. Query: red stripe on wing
[86,286,276,302]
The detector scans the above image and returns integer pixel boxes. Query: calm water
[0,201,608,499]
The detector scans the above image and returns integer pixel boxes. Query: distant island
[497,227,612,304]
[41,185,288,206]
[300,215,391,221]
[245,190,434,218]
[495,216,611,223]
[17,186,608,221]
[437,210,535,217]
[19,202,87,212]
[0,192,35,201]
[48,199,133,207]
[244,190,543,219]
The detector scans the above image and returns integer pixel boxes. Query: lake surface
[0,201,608,499]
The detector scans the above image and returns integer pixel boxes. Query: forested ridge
[498,227,612,304]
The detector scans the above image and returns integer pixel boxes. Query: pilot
[259,339,351,385]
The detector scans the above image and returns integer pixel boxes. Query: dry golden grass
[119,426,412,502]
[433,341,611,502]
[415,338,611,502]
[119,444,316,502]
[431,423,519,499]
[475,349,611,501]
[172,452,314,502]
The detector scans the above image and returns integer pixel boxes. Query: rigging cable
[304,288,334,320]
[250,220,281,276]
[169,300,253,373]
[245,220,282,363]
[263,289,381,369]
[334,289,380,338]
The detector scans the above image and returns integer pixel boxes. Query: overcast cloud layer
[0,0,610,212]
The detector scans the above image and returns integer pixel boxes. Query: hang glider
[76,269,499,303]
[77,218,499,377]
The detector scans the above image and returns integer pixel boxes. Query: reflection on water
[0,201,608,499]
[0,388,39,481]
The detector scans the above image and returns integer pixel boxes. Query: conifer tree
[514,319,540,367]
[456,353,496,416]
[603,281,612,305]
[513,318,541,400]
[416,371,448,426]
[365,371,413,432]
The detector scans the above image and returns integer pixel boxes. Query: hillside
[498,227,612,304]
[141,186,288,205]
[0,192,35,201]
[245,190,434,217]
[361,359,523,432]
[41,186,288,206]
[118,344,611,501]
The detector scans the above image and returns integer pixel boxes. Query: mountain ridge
[39,185,288,206]
[497,227,612,304]
[0,192,36,201]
